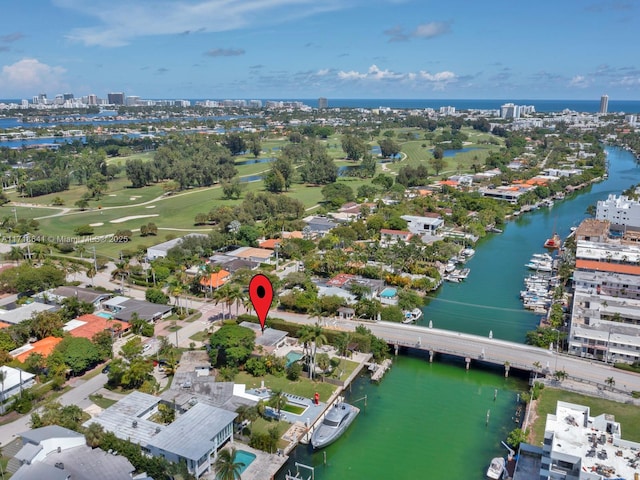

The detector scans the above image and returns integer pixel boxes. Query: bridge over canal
[364,321,640,393]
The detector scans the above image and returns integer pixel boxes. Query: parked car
[102,364,110,374]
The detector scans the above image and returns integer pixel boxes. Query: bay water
[277,146,640,480]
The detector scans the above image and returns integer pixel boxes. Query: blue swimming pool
[380,287,397,298]
[96,312,113,319]
[235,450,256,473]
[286,351,303,367]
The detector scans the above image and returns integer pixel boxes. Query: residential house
[225,247,274,264]
[0,302,57,325]
[400,214,444,236]
[146,234,208,261]
[0,366,35,413]
[380,228,412,245]
[303,216,338,237]
[199,269,230,292]
[11,336,63,363]
[35,286,111,309]
[239,321,288,353]
[12,426,136,480]
[63,313,129,338]
[102,297,173,323]
[85,391,236,479]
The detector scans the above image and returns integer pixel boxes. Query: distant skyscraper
[599,94,609,114]
[318,97,328,109]
[108,92,125,105]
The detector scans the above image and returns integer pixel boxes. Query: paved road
[0,372,108,448]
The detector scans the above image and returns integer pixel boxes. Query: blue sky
[0,0,638,100]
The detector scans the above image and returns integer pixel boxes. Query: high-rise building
[318,97,328,109]
[599,94,609,114]
[63,93,74,101]
[107,92,125,105]
[500,103,520,119]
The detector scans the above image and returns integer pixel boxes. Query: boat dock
[369,358,392,382]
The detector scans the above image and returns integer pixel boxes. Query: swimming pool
[96,312,113,319]
[235,450,256,473]
[285,351,303,367]
[380,287,398,298]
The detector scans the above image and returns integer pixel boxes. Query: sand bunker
[129,196,140,201]
[89,222,104,227]
[110,214,159,224]
[108,194,117,197]
[145,205,156,209]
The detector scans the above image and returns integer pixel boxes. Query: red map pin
[249,274,273,332]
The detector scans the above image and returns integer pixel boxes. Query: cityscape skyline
[0,1,638,100]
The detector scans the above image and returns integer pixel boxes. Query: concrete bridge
[273,311,640,394]
[363,321,640,393]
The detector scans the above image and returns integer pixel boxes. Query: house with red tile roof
[199,270,230,290]
[64,314,129,339]
[12,336,63,363]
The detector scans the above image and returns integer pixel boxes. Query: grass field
[2,127,502,258]
[235,371,337,400]
[529,387,640,445]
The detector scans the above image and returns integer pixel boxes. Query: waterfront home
[84,391,237,479]
[400,214,444,236]
[380,228,412,245]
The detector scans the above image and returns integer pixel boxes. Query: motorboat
[544,233,562,249]
[402,308,423,324]
[311,402,359,449]
[486,456,505,479]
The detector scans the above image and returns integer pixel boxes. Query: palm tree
[605,376,615,391]
[268,388,288,415]
[85,422,105,448]
[309,323,327,381]
[297,324,314,373]
[227,283,246,318]
[214,447,244,480]
[554,369,568,383]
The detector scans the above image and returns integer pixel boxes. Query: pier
[369,358,392,382]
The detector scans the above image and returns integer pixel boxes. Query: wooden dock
[370,358,392,382]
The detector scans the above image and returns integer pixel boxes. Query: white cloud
[0,58,67,95]
[616,76,640,86]
[337,64,457,89]
[55,0,351,47]
[317,68,330,76]
[569,75,590,88]
[413,21,451,39]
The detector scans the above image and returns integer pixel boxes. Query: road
[0,372,108,448]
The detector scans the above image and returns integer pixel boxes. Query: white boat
[445,260,457,273]
[402,308,423,324]
[486,456,505,479]
[461,247,475,258]
[311,402,359,449]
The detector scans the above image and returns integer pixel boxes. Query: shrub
[245,357,267,377]
[286,362,302,381]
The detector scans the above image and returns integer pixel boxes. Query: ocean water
[2,98,639,114]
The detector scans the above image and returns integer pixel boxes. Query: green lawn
[189,331,209,342]
[235,371,337,401]
[530,387,640,445]
[89,393,117,409]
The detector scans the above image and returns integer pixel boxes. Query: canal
[276,146,639,479]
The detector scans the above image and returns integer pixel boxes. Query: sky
[0,0,638,100]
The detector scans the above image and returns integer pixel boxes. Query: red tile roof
[69,314,129,339]
[15,336,63,363]
[576,259,640,276]
[199,270,231,289]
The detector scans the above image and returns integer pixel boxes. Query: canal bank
[277,145,640,480]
